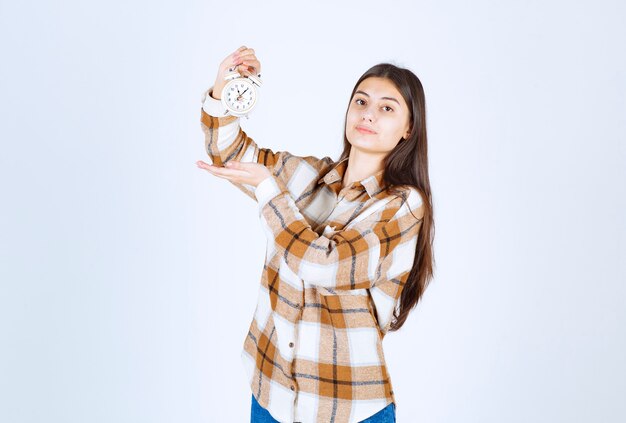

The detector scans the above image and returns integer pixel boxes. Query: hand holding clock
[210,46,262,117]
[211,46,261,101]
[198,45,270,186]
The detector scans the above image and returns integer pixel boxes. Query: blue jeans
[251,393,396,422]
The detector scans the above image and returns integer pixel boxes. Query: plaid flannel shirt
[200,86,424,423]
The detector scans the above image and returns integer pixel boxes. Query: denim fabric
[357,401,396,423]
[250,393,280,423]
[250,394,396,423]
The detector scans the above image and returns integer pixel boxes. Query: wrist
[210,83,224,100]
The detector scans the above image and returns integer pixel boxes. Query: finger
[232,47,252,60]
[202,165,248,179]
[224,161,256,171]
[236,51,257,60]
[196,162,231,177]
[236,58,260,70]
[237,65,257,76]
[232,53,256,65]
[231,59,259,74]
[196,160,219,169]
[236,47,254,56]
[197,164,230,179]
[225,46,248,64]
[235,56,259,68]
[205,169,231,180]
[235,62,260,76]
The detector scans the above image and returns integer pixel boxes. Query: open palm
[196,160,272,188]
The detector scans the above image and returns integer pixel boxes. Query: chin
[351,134,379,146]
[347,137,386,154]
[358,141,378,149]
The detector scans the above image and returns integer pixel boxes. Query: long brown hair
[337,63,435,331]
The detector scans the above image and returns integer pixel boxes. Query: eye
[354,98,393,112]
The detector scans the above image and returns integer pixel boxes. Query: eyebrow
[354,90,401,106]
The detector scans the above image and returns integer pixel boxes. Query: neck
[342,149,384,189]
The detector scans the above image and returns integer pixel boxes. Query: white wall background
[1,0,624,422]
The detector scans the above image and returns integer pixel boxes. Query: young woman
[197,45,434,423]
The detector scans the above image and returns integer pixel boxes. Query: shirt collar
[316,157,386,198]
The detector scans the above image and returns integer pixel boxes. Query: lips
[356,125,376,134]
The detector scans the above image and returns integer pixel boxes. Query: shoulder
[384,184,425,222]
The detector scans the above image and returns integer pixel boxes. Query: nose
[362,110,374,122]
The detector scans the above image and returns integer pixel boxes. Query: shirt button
[290,385,295,391]
[289,342,294,348]
[295,302,300,309]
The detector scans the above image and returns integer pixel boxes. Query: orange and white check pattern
[200,86,424,423]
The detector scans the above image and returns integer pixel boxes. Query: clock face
[223,78,258,114]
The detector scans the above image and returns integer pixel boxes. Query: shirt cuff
[201,85,229,117]
[254,175,283,211]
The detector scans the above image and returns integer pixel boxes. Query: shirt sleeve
[199,85,288,201]
[254,174,424,291]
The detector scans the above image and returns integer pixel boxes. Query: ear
[404,124,412,140]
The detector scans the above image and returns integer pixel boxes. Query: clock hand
[234,87,244,101]
[236,90,252,102]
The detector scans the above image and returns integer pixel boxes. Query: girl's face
[346,77,412,155]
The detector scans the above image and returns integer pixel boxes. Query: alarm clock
[220,65,262,118]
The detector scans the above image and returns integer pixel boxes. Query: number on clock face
[224,79,257,113]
